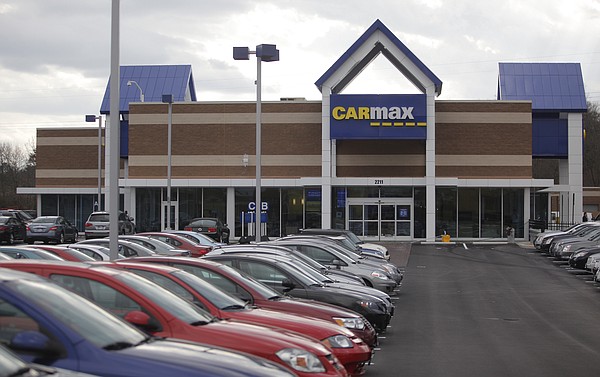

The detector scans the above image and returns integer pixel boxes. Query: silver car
[84,211,135,240]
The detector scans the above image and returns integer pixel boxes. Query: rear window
[192,219,217,227]
[31,217,58,224]
[89,214,110,222]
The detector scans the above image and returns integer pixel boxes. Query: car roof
[0,267,49,282]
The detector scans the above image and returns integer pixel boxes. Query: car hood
[227,307,356,340]
[119,338,294,377]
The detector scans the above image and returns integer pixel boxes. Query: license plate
[32,228,44,233]
[96,226,106,230]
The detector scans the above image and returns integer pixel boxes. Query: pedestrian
[583,212,588,222]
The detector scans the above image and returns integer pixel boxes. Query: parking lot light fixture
[127,80,144,102]
[85,114,103,211]
[162,94,174,230]
[233,44,279,242]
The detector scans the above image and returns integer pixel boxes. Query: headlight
[333,317,365,330]
[381,265,395,274]
[323,335,354,349]
[562,245,571,252]
[574,251,586,258]
[358,300,380,310]
[276,348,325,373]
[370,271,389,280]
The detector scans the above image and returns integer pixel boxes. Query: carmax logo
[331,106,426,127]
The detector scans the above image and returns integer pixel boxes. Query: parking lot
[367,242,600,377]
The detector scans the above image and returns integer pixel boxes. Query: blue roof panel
[99,64,196,114]
[498,62,586,112]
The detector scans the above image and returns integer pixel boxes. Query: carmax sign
[330,94,427,139]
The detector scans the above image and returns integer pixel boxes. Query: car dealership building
[21,19,587,242]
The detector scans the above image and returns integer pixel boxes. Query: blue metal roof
[497,63,586,112]
[100,65,196,114]
[315,19,442,95]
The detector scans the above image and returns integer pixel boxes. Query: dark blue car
[0,268,296,377]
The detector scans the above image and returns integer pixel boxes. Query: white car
[586,252,600,274]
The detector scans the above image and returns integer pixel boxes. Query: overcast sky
[1,0,599,146]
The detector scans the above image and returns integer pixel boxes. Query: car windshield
[104,267,215,324]
[222,265,285,299]
[0,345,28,376]
[8,278,146,348]
[0,218,8,225]
[280,258,331,284]
[172,270,248,310]
[31,217,58,224]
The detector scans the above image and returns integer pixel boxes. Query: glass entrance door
[348,198,413,240]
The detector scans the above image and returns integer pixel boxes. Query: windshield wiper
[221,304,246,310]
[268,295,283,301]
[103,341,135,350]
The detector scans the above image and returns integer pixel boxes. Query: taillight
[184,227,192,231]
[26,226,31,231]
[0,226,7,231]
[85,222,92,228]
[49,226,58,231]
[208,227,217,232]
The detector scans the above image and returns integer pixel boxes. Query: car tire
[58,232,65,244]
[8,234,14,245]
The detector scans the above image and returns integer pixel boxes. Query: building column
[321,87,332,229]
[425,88,437,241]
[226,187,235,238]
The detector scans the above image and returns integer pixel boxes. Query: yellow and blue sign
[330,94,427,139]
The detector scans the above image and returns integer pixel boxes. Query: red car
[23,245,95,262]
[112,261,372,376]
[0,260,347,377]
[126,256,378,348]
[138,232,211,257]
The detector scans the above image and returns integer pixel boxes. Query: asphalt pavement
[366,242,600,377]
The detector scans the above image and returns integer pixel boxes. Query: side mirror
[11,331,62,357]
[124,310,151,326]
[282,279,295,292]
[331,259,343,270]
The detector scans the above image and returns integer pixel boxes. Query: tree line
[0,101,599,211]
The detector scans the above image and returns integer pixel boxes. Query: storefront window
[282,189,303,236]
[436,187,457,237]
[262,188,281,238]
[179,188,202,228]
[481,188,502,237]
[203,188,227,220]
[305,187,322,229]
[504,188,524,238]
[235,188,256,239]
[347,187,379,198]
[380,187,412,198]
[41,194,58,216]
[332,187,347,230]
[136,188,161,232]
[414,187,426,238]
[458,188,479,238]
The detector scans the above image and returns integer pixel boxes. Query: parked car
[0,260,347,377]
[532,223,589,249]
[0,266,295,377]
[84,211,135,239]
[26,216,78,244]
[0,246,64,260]
[24,244,95,262]
[137,232,212,257]
[298,229,389,260]
[203,252,392,332]
[568,246,600,269]
[0,216,27,245]
[270,239,398,292]
[67,243,118,260]
[167,229,227,248]
[112,261,372,376]
[586,252,600,274]
[76,238,158,258]
[549,225,600,259]
[0,209,35,224]
[184,217,230,244]
[118,235,191,257]
[542,222,600,253]
[125,256,379,348]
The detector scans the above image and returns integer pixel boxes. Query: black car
[184,217,230,244]
[0,216,27,245]
[204,252,392,332]
[26,216,78,244]
[568,246,600,269]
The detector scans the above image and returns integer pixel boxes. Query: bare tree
[584,101,600,186]
[0,141,35,209]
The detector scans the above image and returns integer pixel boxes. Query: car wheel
[27,240,34,245]
[8,234,14,245]
[58,232,65,244]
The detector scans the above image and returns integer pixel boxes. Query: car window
[237,261,288,286]
[130,270,196,303]
[0,300,41,345]
[89,214,110,222]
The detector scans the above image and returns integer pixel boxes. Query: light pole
[233,44,279,242]
[127,80,144,102]
[162,94,173,230]
[85,114,103,211]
